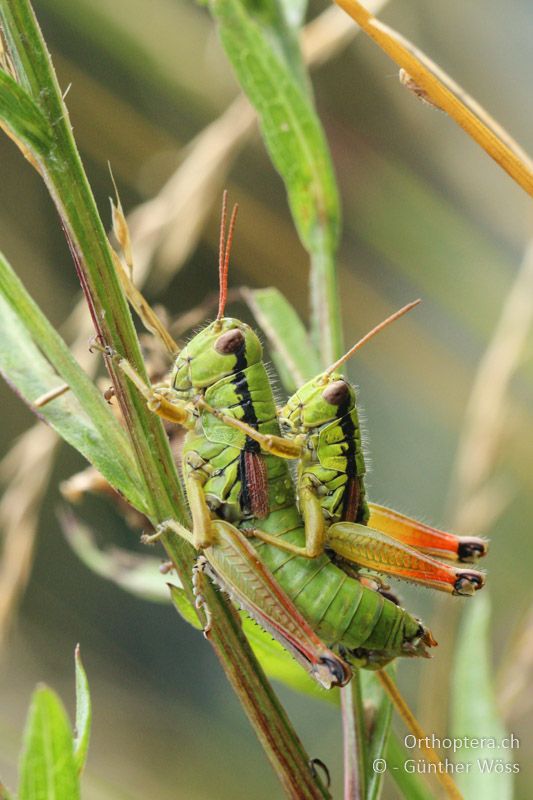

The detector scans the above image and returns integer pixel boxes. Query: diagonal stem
[0,1,330,795]
[341,672,368,799]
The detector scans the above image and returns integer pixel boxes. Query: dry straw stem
[0,425,57,647]
[377,671,464,800]
[335,0,533,198]
[0,303,97,648]
[450,240,533,532]
[418,240,533,736]
[498,605,533,720]
[340,672,367,800]
[482,250,533,719]
[0,2,383,644]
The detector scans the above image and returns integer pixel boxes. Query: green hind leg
[152,517,351,688]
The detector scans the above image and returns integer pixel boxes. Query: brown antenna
[324,299,421,376]
[217,190,239,319]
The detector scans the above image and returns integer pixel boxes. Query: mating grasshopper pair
[108,193,487,689]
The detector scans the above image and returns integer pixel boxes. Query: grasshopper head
[171,317,263,396]
[280,371,356,432]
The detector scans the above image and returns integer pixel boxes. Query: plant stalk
[0,1,330,795]
[341,672,368,799]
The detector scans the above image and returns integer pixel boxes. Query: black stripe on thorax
[232,348,260,454]
[337,398,356,478]
[232,347,261,515]
[336,398,360,523]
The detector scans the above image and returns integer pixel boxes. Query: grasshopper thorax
[280,371,356,432]
[171,317,263,397]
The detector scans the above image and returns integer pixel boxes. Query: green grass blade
[385,733,435,800]
[0,251,150,515]
[361,671,394,800]
[209,0,342,364]
[243,0,309,94]
[451,593,514,799]
[169,583,203,631]
[73,647,91,775]
[244,287,321,392]
[0,69,52,154]
[18,686,80,800]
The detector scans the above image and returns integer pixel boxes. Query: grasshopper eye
[322,380,349,406]
[214,328,245,354]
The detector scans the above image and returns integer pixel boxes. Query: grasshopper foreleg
[116,357,193,425]
[91,338,194,426]
[196,398,304,459]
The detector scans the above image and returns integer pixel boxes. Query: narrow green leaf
[18,686,80,800]
[0,252,150,515]
[209,0,342,363]
[341,673,367,798]
[73,647,91,775]
[0,69,52,155]
[385,733,436,800]
[245,621,338,704]
[209,0,339,247]
[169,573,336,700]
[65,510,338,706]
[244,287,321,392]
[451,593,514,799]
[361,670,394,800]
[238,0,310,94]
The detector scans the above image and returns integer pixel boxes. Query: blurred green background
[0,0,532,797]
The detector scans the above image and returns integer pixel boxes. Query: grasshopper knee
[453,570,485,596]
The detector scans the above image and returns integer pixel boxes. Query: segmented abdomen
[247,504,422,665]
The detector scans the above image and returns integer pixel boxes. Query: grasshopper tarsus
[309,758,331,788]
[103,385,115,403]
[453,570,485,596]
[457,537,489,562]
[193,556,213,636]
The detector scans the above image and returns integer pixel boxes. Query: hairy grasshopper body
[100,192,487,800]
[281,372,370,527]
[229,303,487,595]
[278,367,487,595]
[167,316,434,670]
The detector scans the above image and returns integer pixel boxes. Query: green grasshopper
[110,194,440,686]
[222,304,487,597]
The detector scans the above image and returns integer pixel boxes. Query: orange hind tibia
[367,503,488,563]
